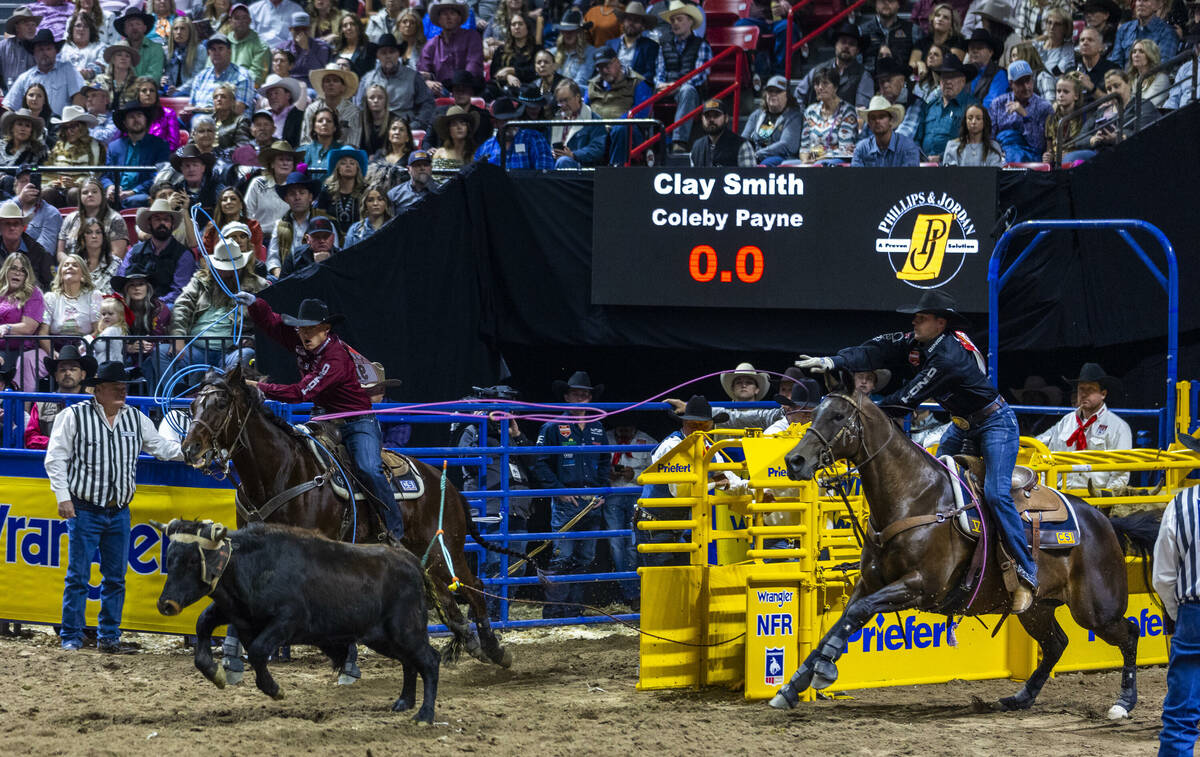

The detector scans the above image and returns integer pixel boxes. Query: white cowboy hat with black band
[720,362,770,401]
[257,73,303,104]
[207,240,252,273]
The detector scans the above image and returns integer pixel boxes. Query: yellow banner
[741,433,809,489]
[0,476,235,634]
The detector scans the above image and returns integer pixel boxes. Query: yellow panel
[703,564,752,687]
[637,566,705,690]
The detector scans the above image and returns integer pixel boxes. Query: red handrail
[626,44,746,161]
[784,0,869,80]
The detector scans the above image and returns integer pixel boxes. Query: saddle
[297,422,426,502]
[951,455,1081,550]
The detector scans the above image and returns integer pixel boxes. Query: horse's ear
[227,361,243,382]
[823,369,851,394]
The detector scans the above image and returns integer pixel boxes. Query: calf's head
[154,519,233,616]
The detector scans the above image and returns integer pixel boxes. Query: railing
[1132,45,1200,127]
[626,45,746,160]
[1050,89,1124,166]
[493,118,665,170]
[784,0,870,81]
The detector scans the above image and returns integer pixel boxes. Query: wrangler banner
[591,167,998,311]
[0,476,235,634]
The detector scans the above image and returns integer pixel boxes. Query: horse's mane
[210,367,303,441]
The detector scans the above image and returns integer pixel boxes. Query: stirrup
[1010,584,1034,613]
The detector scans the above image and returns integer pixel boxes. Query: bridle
[187,381,253,474]
[803,392,896,474]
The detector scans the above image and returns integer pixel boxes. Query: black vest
[660,34,702,79]
[694,129,745,167]
[124,239,188,299]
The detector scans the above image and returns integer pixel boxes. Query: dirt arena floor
[0,620,1169,757]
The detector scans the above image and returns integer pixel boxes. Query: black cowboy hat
[668,395,730,424]
[20,28,65,54]
[517,82,552,107]
[83,361,139,387]
[965,28,1002,59]
[170,143,216,173]
[114,6,155,37]
[897,290,970,327]
[273,170,320,200]
[1080,0,1121,16]
[443,69,484,94]
[873,55,912,80]
[552,370,604,399]
[491,98,526,120]
[1064,363,1121,393]
[108,270,152,294]
[1178,431,1200,453]
[933,52,978,79]
[375,32,403,52]
[831,21,868,49]
[279,298,345,327]
[114,102,160,133]
[44,344,98,378]
[774,378,824,409]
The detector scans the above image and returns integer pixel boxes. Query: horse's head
[784,391,871,480]
[181,363,252,468]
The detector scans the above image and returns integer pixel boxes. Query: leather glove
[232,292,257,307]
[796,354,834,373]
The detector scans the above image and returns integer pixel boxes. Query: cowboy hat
[1009,374,1064,405]
[325,145,368,175]
[257,73,303,104]
[51,106,99,128]
[170,143,216,173]
[221,221,251,239]
[280,298,345,327]
[4,7,42,35]
[516,82,552,107]
[558,7,594,30]
[273,170,320,200]
[44,344,98,378]
[668,394,730,424]
[20,28,64,54]
[720,362,770,401]
[375,32,404,52]
[774,377,824,409]
[966,0,1014,31]
[257,139,304,169]
[856,94,905,125]
[434,105,481,144]
[933,52,977,79]
[0,202,32,224]
[896,289,970,327]
[83,361,141,387]
[873,55,912,80]
[658,0,703,27]
[103,42,142,66]
[113,102,159,133]
[135,198,185,235]
[491,98,526,120]
[113,6,155,37]
[853,367,892,391]
[207,240,252,272]
[427,0,470,24]
[0,108,45,136]
[1064,363,1121,393]
[830,20,868,48]
[108,270,152,295]
[616,1,657,24]
[309,66,359,96]
[965,28,1002,59]
[552,370,604,400]
[443,69,484,94]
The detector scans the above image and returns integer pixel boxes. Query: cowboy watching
[113,198,195,304]
[653,0,713,154]
[851,95,920,167]
[1036,364,1132,491]
[24,344,96,450]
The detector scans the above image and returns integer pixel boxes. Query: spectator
[795,22,871,109]
[150,0,183,41]
[178,33,257,113]
[249,0,305,49]
[202,195,264,261]
[474,98,554,169]
[868,56,922,138]
[962,0,1019,53]
[183,116,231,182]
[211,82,253,151]
[7,167,62,254]
[1044,72,1085,162]
[245,139,299,247]
[7,29,86,118]
[135,78,184,152]
[358,84,392,154]
[425,70,492,149]
[167,143,222,216]
[517,81,555,123]
[1008,40,1056,100]
[277,213,341,276]
[721,362,769,401]
[1110,0,1178,65]
[81,81,119,145]
[1127,39,1171,108]
[966,29,1007,107]
[143,182,201,250]
[912,43,946,103]
[195,0,234,38]
[1076,27,1119,102]
[653,0,712,153]
[587,47,650,164]
[19,84,54,133]
[83,290,129,367]
[482,0,542,55]
[64,13,106,74]
[394,9,426,70]
[0,205,54,290]
[1163,23,1200,111]
[267,48,310,111]
[860,0,916,74]
[989,60,1053,161]
[283,11,331,80]
[430,106,478,171]
[309,0,346,44]
[491,12,541,89]
[741,75,803,166]
[916,53,974,161]
[798,69,858,163]
[72,217,121,294]
[419,0,485,94]
[0,110,49,170]
[266,170,333,276]
[258,73,305,146]
[607,1,658,85]
[552,8,597,88]
[24,345,96,450]
[169,238,262,369]
[1013,0,1070,40]
[114,198,196,304]
[344,186,392,246]
[550,79,607,169]
[690,99,755,167]
[224,2,270,84]
[25,0,75,40]
[165,17,208,92]
[1036,363,1131,489]
[0,9,40,92]
[605,419,655,608]
[102,44,141,109]
[333,14,378,78]
[370,117,414,168]
[943,103,1005,165]
[1034,7,1075,81]
[246,107,278,156]
[851,368,890,402]
[387,149,440,211]
[111,271,170,391]
[301,104,347,167]
[37,254,104,366]
[585,0,623,47]
[115,7,166,82]
[851,95,920,166]
[59,178,130,263]
[316,145,367,234]
[0,252,46,392]
[355,34,436,132]
[365,0,406,44]
[1081,0,1120,47]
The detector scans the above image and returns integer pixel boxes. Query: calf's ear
[212,524,228,541]
[149,520,167,533]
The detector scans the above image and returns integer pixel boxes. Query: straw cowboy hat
[658,0,703,27]
[427,0,470,24]
[668,395,730,424]
[616,1,657,24]
[51,106,99,128]
[135,198,185,235]
[434,105,481,144]
[720,362,770,401]
[257,73,303,104]
[0,108,45,136]
[4,7,42,35]
[0,202,32,224]
[207,240,252,272]
[552,370,604,400]
[856,95,905,126]
[103,42,142,66]
[309,66,359,95]
[257,139,304,169]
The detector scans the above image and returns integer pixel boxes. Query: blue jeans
[555,155,582,169]
[342,416,403,540]
[61,503,131,646]
[603,493,638,601]
[1161,603,1200,756]
[937,404,1037,586]
[671,83,701,144]
[544,495,602,615]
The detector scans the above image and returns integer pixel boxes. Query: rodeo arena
[2,0,1200,752]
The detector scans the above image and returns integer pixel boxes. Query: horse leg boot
[337,643,361,685]
[221,622,245,686]
[1090,614,1140,719]
[769,579,920,709]
[1001,604,1068,711]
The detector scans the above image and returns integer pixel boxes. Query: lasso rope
[421,460,461,591]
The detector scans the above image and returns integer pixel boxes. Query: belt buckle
[952,416,970,430]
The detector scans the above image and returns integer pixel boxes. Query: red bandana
[1065,412,1098,450]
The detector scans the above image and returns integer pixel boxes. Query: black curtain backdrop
[258,105,1200,416]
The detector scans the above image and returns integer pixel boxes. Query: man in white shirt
[1036,363,1132,490]
[249,0,305,50]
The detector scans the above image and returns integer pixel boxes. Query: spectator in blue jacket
[1109,0,1178,65]
[851,95,920,166]
[606,1,659,86]
[102,103,171,209]
[916,53,974,160]
[988,59,1053,161]
[966,29,1008,107]
[549,79,608,168]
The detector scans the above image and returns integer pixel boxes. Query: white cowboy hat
[208,240,251,272]
[856,94,905,125]
[135,198,184,235]
[427,0,470,23]
[257,73,303,104]
[658,0,703,27]
[51,105,100,128]
[720,362,770,401]
[0,202,32,224]
[308,66,359,96]
[220,221,251,239]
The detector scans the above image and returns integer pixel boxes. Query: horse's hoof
[392,698,412,712]
[998,694,1031,711]
[413,708,435,724]
[270,689,285,701]
[1107,704,1130,720]
[811,659,839,690]
[496,648,512,668]
[212,665,227,689]
[768,684,799,710]
[336,673,359,686]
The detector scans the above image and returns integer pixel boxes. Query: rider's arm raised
[831,332,913,374]
[245,298,302,352]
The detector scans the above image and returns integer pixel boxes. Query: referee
[1153,430,1200,756]
[44,362,183,653]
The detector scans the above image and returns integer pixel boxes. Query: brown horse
[769,387,1138,718]
[179,363,514,669]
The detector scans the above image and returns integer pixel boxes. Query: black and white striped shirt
[1154,485,1200,619]
[44,399,183,508]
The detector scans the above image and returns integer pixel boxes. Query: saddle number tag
[399,479,419,492]
[1056,532,1076,545]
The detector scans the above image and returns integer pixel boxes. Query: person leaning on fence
[532,371,611,618]
[24,344,96,450]
[653,0,712,154]
[46,361,184,653]
[1035,363,1133,491]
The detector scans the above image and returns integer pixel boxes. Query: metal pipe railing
[1052,89,1124,166]
[493,117,664,169]
[1132,45,1200,126]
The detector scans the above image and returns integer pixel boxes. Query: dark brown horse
[770,388,1138,718]
[179,363,513,669]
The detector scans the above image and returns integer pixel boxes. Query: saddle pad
[301,436,425,502]
[954,490,1081,550]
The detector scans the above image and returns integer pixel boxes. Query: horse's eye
[832,414,844,422]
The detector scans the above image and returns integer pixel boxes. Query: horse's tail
[451,486,534,562]
[1109,509,1164,609]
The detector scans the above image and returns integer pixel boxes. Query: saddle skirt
[296,422,426,502]
[950,455,1082,550]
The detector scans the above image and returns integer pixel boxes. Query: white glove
[232,292,257,307]
[796,355,834,373]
